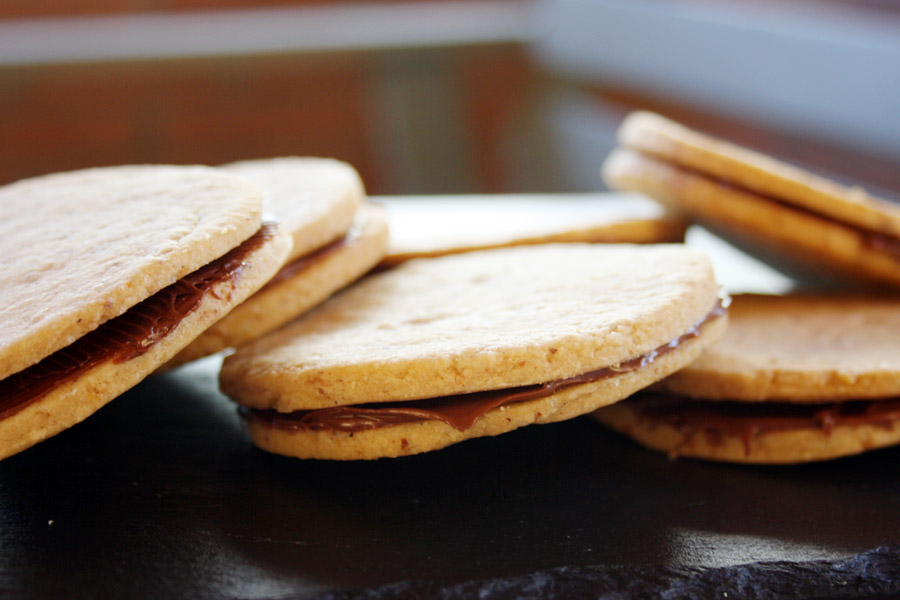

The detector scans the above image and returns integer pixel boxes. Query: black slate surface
[1,357,899,599]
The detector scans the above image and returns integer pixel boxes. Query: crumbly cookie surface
[615,111,900,236]
[379,193,685,266]
[220,243,721,411]
[166,203,389,367]
[0,165,263,381]
[660,294,900,401]
[0,224,291,461]
[224,157,363,261]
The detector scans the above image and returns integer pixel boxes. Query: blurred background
[2,0,899,197]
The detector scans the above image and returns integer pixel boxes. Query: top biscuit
[0,165,262,380]
[224,157,364,261]
[616,111,900,236]
[659,294,900,402]
[221,243,721,412]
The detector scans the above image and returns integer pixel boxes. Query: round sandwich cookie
[377,193,686,267]
[594,294,900,464]
[0,165,292,461]
[602,111,900,289]
[165,157,389,367]
[220,243,728,460]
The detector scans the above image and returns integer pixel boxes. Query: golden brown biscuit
[595,394,900,465]
[165,158,387,367]
[602,111,900,288]
[662,294,900,401]
[224,157,363,262]
[220,244,727,460]
[595,294,900,464]
[169,204,388,366]
[0,165,292,461]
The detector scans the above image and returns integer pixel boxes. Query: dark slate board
[1,357,899,599]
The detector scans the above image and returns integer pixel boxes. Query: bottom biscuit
[594,394,900,464]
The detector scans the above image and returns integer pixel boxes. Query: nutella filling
[0,224,278,421]
[664,157,900,262]
[242,298,727,433]
[628,393,900,456]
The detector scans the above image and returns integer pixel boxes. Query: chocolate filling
[242,298,727,433]
[627,393,900,456]
[0,224,278,420]
[661,156,900,263]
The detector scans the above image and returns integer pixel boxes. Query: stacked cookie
[13,114,897,466]
[165,157,389,367]
[598,111,900,464]
[603,111,900,288]
[3,153,722,464]
[0,158,389,462]
[220,244,727,459]
[0,165,293,461]
[211,169,722,459]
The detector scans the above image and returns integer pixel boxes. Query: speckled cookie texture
[661,294,900,401]
[0,165,263,381]
[169,203,388,367]
[378,193,686,267]
[0,165,292,461]
[164,158,386,367]
[224,157,364,261]
[220,243,727,460]
[594,294,900,464]
[602,111,900,288]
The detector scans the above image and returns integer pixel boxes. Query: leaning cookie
[165,157,388,367]
[220,244,727,460]
[594,294,900,464]
[226,156,363,262]
[602,111,900,288]
[378,193,685,267]
[0,165,292,461]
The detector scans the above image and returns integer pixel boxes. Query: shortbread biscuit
[595,394,900,465]
[170,204,388,365]
[662,294,900,401]
[595,294,900,464]
[220,244,727,460]
[165,158,386,367]
[0,165,292,461]
[378,193,685,267]
[602,111,900,288]
[225,156,363,261]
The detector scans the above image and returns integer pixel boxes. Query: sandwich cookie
[0,165,292,461]
[166,157,389,367]
[602,111,900,288]
[378,193,686,268]
[594,294,900,464]
[220,244,728,460]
